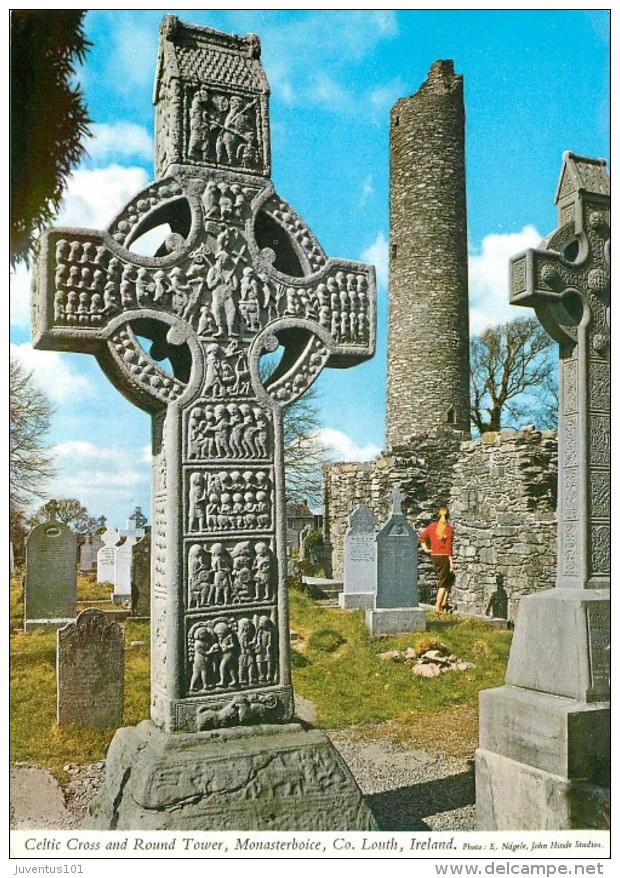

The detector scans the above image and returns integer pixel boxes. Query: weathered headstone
[112,535,136,603]
[96,527,119,585]
[91,520,106,559]
[130,530,151,617]
[33,16,377,830]
[339,505,377,609]
[24,501,77,632]
[79,536,94,572]
[366,489,426,635]
[57,608,124,729]
[476,153,610,830]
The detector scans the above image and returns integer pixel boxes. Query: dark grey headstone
[376,513,418,609]
[131,531,151,617]
[79,537,94,572]
[24,509,77,629]
[57,608,124,729]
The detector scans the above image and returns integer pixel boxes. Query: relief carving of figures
[187,87,260,172]
[187,539,275,608]
[187,469,272,534]
[188,614,277,695]
[187,402,270,460]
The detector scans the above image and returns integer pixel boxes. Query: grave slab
[24,502,77,632]
[339,505,376,609]
[57,608,124,729]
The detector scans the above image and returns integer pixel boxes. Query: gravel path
[11,733,475,832]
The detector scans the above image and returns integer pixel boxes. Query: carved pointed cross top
[510,152,610,591]
[391,488,406,516]
[33,16,376,734]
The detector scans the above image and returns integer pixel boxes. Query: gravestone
[476,153,610,830]
[91,519,106,559]
[57,609,124,729]
[24,501,77,632]
[366,489,426,635]
[112,536,137,603]
[339,505,377,609]
[33,16,377,831]
[79,536,94,572]
[96,527,119,585]
[131,530,151,617]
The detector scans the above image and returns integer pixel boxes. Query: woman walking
[419,506,455,613]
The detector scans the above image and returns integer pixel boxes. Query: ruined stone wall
[386,60,470,447]
[323,428,465,597]
[323,428,557,617]
[449,429,557,622]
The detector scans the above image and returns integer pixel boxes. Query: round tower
[386,60,471,448]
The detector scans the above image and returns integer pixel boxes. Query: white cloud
[57,164,151,229]
[315,428,381,462]
[468,225,542,335]
[86,122,153,164]
[46,440,151,523]
[360,176,375,207]
[10,165,151,331]
[309,72,349,109]
[361,232,389,289]
[10,342,93,403]
[9,264,32,329]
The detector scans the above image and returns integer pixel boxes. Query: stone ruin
[33,15,377,830]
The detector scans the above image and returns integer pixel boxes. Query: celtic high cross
[510,152,610,595]
[33,16,376,733]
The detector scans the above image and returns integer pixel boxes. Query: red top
[419,521,454,556]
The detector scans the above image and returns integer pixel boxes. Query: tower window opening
[447,406,455,425]
[391,243,398,260]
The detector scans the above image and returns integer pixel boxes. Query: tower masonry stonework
[386,60,471,448]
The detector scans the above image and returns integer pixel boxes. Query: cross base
[476,589,610,830]
[89,720,378,831]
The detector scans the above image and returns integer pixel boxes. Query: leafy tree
[10,356,55,514]
[11,10,92,267]
[29,498,98,534]
[470,316,557,434]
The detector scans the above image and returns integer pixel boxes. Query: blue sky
[9,8,610,526]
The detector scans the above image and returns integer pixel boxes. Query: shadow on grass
[366,768,475,831]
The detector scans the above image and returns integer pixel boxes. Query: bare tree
[260,359,328,505]
[470,316,557,434]
[10,356,55,513]
[29,498,98,534]
[281,384,329,505]
[11,10,92,267]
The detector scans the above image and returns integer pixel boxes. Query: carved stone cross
[391,487,406,516]
[33,16,376,734]
[510,152,610,591]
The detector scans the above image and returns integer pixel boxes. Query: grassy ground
[10,571,150,782]
[10,572,511,781]
[288,589,512,758]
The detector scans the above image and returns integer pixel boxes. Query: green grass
[10,573,511,780]
[288,590,512,754]
[10,572,150,782]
